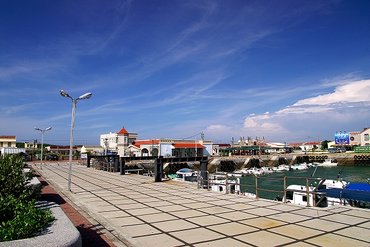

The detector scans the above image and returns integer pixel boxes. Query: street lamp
[34,127,52,169]
[60,89,92,191]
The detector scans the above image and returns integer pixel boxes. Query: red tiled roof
[0,136,16,139]
[172,143,204,149]
[117,127,128,134]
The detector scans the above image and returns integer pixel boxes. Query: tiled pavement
[37,175,118,247]
[35,162,370,247]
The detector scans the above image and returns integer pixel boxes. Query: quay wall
[89,152,369,173]
[208,152,370,172]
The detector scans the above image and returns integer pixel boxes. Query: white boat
[246,167,264,175]
[260,166,274,174]
[290,162,309,171]
[284,179,347,207]
[209,174,240,194]
[316,159,338,167]
[173,168,198,182]
[273,164,290,172]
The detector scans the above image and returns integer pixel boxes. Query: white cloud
[239,78,370,142]
[294,79,370,106]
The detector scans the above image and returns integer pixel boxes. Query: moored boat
[316,158,338,167]
[173,168,198,182]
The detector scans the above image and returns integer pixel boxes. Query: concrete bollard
[200,160,208,188]
[154,158,163,182]
[120,159,125,175]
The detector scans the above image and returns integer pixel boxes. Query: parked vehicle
[45,153,59,161]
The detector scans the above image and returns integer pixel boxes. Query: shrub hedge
[0,155,54,242]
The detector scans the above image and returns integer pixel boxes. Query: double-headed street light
[60,90,92,191]
[34,127,52,169]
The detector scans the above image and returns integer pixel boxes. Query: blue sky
[1,0,370,145]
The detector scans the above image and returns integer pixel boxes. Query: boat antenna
[337,169,343,180]
[311,165,318,177]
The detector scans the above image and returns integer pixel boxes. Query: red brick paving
[37,174,117,247]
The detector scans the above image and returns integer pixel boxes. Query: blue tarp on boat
[319,183,370,202]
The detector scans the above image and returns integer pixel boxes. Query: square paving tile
[322,213,368,225]
[134,233,184,246]
[117,203,148,210]
[207,200,236,206]
[184,202,213,209]
[158,204,189,212]
[125,207,161,216]
[217,211,257,221]
[170,228,224,244]
[248,200,278,207]
[100,210,130,218]
[207,222,258,236]
[147,201,174,207]
[96,205,121,212]
[296,219,347,232]
[171,209,208,218]
[224,203,256,211]
[109,216,144,226]
[235,230,294,246]
[306,233,369,247]
[153,219,199,232]
[284,242,317,247]
[194,237,253,247]
[137,212,178,223]
[198,206,234,215]
[266,204,299,212]
[241,217,287,229]
[358,221,370,228]
[292,208,331,218]
[268,212,312,223]
[342,209,370,219]
[119,223,161,238]
[335,226,370,242]
[187,215,230,226]
[244,207,279,216]
[270,224,323,240]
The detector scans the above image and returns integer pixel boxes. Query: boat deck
[35,162,370,247]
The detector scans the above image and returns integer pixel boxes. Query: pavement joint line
[37,162,370,246]
[47,163,370,244]
[36,165,130,247]
[45,164,298,246]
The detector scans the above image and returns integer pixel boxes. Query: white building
[0,136,16,148]
[128,139,213,157]
[100,127,138,157]
[360,128,370,146]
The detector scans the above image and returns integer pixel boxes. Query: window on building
[365,134,370,141]
[8,142,11,147]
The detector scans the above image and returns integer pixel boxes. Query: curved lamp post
[60,90,92,191]
[34,127,52,169]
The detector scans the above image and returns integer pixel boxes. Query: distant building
[289,142,321,152]
[46,145,79,156]
[360,128,370,146]
[129,139,213,158]
[80,145,104,154]
[100,127,138,156]
[0,136,25,156]
[0,136,16,148]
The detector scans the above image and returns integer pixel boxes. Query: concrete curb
[0,201,81,247]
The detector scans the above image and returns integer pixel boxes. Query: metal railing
[198,173,354,207]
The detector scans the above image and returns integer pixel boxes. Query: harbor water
[239,165,370,200]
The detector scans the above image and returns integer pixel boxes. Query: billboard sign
[335,131,349,145]
[354,146,370,153]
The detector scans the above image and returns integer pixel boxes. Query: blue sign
[335,131,349,145]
